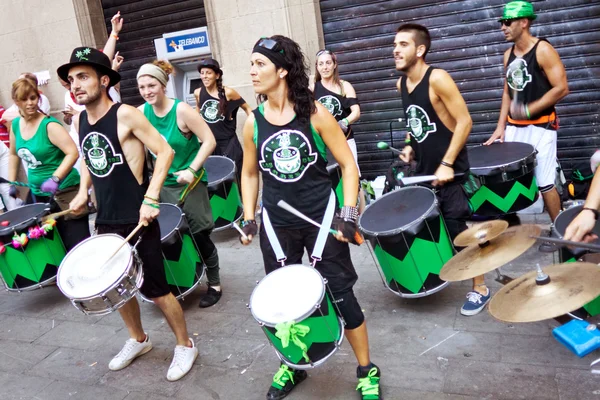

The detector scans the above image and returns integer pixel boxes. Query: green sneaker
[356,365,382,400]
[266,364,307,400]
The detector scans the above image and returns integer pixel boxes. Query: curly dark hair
[255,35,316,124]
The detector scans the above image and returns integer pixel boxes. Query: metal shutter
[320,0,600,179]
[101,0,206,106]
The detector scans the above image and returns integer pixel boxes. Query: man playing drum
[59,48,198,381]
[485,1,569,229]
[395,24,491,316]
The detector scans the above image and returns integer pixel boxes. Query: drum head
[0,203,49,236]
[250,265,325,326]
[359,186,436,236]
[57,234,132,299]
[205,156,235,186]
[156,203,183,241]
[468,142,534,171]
[554,205,600,242]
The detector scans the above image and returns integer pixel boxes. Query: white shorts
[346,138,361,177]
[505,125,557,191]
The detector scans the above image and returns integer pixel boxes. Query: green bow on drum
[275,321,311,362]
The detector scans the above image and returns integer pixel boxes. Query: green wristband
[187,167,200,178]
[525,104,531,119]
[142,200,160,209]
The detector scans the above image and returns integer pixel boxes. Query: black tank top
[506,39,555,121]
[400,67,469,178]
[198,87,244,159]
[253,104,332,228]
[79,104,149,224]
[313,81,357,140]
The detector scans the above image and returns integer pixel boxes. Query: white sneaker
[109,334,153,371]
[166,338,198,381]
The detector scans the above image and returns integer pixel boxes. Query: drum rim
[157,203,186,242]
[57,233,134,299]
[206,155,236,188]
[468,143,536,175]
[249,264,326,327]
[553,204,600,242]
[0,203,51,236]
[358,186,439,236]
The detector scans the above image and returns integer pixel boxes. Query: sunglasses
[256,38,284,54]
[316,49,333,57]
[500,19,518,27]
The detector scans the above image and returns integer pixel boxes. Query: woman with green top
[8,78,90,251]
[137,60,224,308]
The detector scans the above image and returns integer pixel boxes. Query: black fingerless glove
[333,206,362,245]
[240,219,258,242]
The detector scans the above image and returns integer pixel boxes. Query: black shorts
[259,224,365,329]
[96,220,169,299]
[436,183,471,243]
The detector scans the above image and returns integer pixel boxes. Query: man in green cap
[485,1,569,239]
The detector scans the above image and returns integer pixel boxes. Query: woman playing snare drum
[137,60,224,308]
[239,35,382,400]
[8,78,90,251]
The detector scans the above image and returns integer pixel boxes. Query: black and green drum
[326,158,344,208]
[0,204,66,291]
[249,264,344,369]
[468,142,539,216]
[358,186,453,297]
[204,155,243,231]
[553,205,600,316]
[140,203,205,302]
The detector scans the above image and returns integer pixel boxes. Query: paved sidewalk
[0,213,599,400]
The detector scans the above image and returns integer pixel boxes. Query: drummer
[394,24,491,316]
[137,60,225,308]
[60,47,197,381]
[8,78,90,251]
[239,35,382,400]
[194,58,251,184]
[485,1,569,233]
[564,168,600,243]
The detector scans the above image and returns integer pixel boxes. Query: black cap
[57,47,121,86]
[197,58,222,75]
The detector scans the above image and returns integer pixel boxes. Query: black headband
[252,45,292,71]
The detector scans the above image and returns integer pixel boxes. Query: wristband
[142,200,160,209]
[404,136,411,144]
[340,206,358,222]
[440,161,454,168]
[144,195,159,203]
[342,118,349,126]
[525,104,531,119]
[582,207,600,221]
[111,33,119,40]
[187,166,200,178]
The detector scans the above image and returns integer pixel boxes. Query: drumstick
[530,236,600,252]
[277,200,364,245]
[177,169,205,207]
[400,173,465,186]
[42,208,73,222]
[231,222,248,240]
[376,142,402,155]
[0,176,30,187]
[101,222,145,267]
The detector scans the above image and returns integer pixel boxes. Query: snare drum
[140,204,205,302]
[553,205,600,316]
[57,234,143,315]
[204,155,243,231]
[249,265,344,369]
[358,186,453,297]
[468,142,539,216]
[0,204,66,291]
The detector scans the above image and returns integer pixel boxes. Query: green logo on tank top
[81,132,124,177]
[406,105,437,143]
[17,148,42,169]
[318,95,342,117]
[259,130,317,182]
[200,99,224,124]
[507,58,532,91]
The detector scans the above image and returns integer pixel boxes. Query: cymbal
[453,220,509,247]
[488,262,600,323]
[440,224,542,282]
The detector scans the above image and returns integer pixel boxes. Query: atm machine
[154,27,212,106]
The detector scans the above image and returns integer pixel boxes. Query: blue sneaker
[460,289,490,316]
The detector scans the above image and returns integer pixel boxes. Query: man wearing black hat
[485,1,569,232]
[60,47,198,381]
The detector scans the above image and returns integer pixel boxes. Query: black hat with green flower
[57,47,121,86]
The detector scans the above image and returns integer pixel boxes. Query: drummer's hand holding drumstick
[564,168,600,243]
[399,145,414,163]
[333,206,361,245]
[173,168,195,185]
[432,163,454,186]
[140,194,160,226]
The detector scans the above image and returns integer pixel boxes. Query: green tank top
[12,115,80,196]
[144,99,207,186]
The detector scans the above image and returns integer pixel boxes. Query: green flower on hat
[499,1,537,21]
[75,48,92,61]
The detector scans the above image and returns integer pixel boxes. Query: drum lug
[102,296,114,308]
[246,303,250,309]
[502,171,508,181]
[323,278,328,285]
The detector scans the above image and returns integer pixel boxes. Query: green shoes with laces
[356,364,382,400]
[266,364,307,400]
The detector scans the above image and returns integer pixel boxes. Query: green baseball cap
[499,1,537,21]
